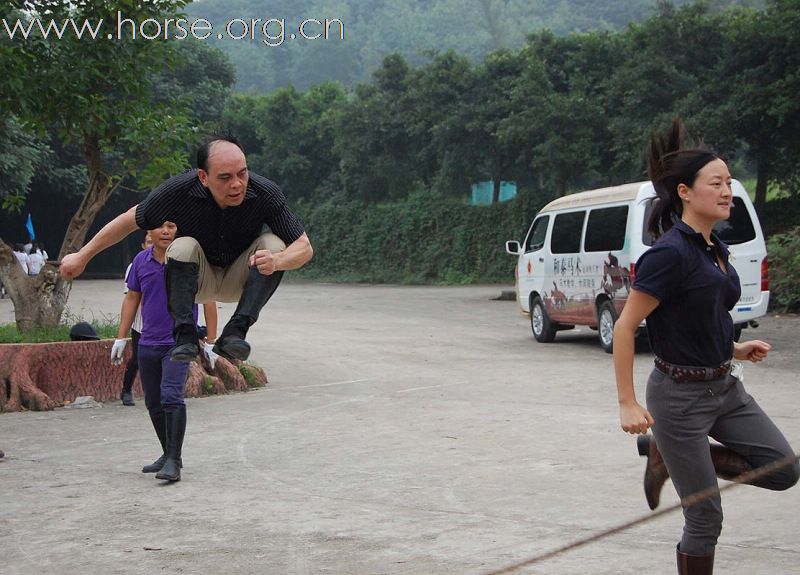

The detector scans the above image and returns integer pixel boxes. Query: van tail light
[761,258,769,292]
[629,262,635,284]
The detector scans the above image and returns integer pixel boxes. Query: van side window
[551,211,585,254]
[584,206,628,252]
[525,215,550,252]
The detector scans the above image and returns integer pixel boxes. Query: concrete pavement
[1,281,799,574]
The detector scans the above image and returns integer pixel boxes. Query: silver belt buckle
[731,362,744,382]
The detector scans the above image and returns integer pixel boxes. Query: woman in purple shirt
[613,117,798,574]
[113,221,217,482]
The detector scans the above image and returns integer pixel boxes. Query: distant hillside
[187,0,764,92]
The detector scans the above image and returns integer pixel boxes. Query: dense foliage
[188,0,764,92]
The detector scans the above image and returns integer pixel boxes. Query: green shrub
[767,226,800,312]
[761,197,800,237]
[293,187,547,285]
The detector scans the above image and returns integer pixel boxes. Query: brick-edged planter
[0,339,266,412]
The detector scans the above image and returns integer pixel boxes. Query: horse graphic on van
[550,281,568,309]
[602,253,631,297]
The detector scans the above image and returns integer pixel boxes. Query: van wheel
[598,301,617,354]
[531,296,556,343]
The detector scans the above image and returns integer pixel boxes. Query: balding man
[61,136,313,363]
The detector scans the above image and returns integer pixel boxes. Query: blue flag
[25,213,35,241]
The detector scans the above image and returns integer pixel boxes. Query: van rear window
[584,206,628,252]
[551,211,585,254]
[712,197,756,245]
[642,197,756,246]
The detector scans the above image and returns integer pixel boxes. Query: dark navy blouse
[633,220,740,366]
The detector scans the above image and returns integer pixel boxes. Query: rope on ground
[483,453,800,575]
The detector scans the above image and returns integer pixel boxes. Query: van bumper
[731,291,770,324]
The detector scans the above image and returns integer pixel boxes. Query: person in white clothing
[27,248,44,276]
[12,244,29,274]
[118,233,153,406]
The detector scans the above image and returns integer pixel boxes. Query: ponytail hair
[646,116,721,239]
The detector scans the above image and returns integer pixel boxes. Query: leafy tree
[221,83,346,200]
[509,30,621,196]
[704,0,800,214]
[600,2,731,182]
[0,117,50,211]
[404,51,476,194]
[0,0,196,332]
[465,49,530,201]
[334,54,419,201]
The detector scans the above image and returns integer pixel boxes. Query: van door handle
[538,257,544,263]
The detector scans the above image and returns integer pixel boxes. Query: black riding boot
[165,260,200,362]
[142,409,168,473]
[213,268,284,361]
[156,406,186,482]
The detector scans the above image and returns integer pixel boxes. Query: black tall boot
[213,268,284,361]
[156,406,186,482]
[165,260,200,362]
[677,545,714,574]
[121,364,136,406]
[142,409,168,473]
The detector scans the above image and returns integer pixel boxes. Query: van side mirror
[505,240,521,255]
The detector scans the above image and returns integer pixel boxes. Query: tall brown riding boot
[709,443,751,481]
[637,435,669,510]
[677,545,714,574]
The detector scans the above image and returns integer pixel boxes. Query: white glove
[110,339,127,366]
[203,341,218,370]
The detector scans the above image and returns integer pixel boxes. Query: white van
[505,180,769,352]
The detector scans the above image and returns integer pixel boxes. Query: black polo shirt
[632,220,740,366]
[135,170,305,268]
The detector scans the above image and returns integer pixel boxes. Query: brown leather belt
[654,357,732,382]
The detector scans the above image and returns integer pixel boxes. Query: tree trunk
[58,131,115,259]
[492,177,502,203]
[754,160,769,222]
[0,245,71,331]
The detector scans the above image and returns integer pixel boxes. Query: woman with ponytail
[612,116,798,574]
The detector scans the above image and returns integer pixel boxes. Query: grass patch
[203,375,215,394]
[0,309,118,343]
[238,362,263,388]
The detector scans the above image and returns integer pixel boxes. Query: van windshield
[642,197,756,246]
